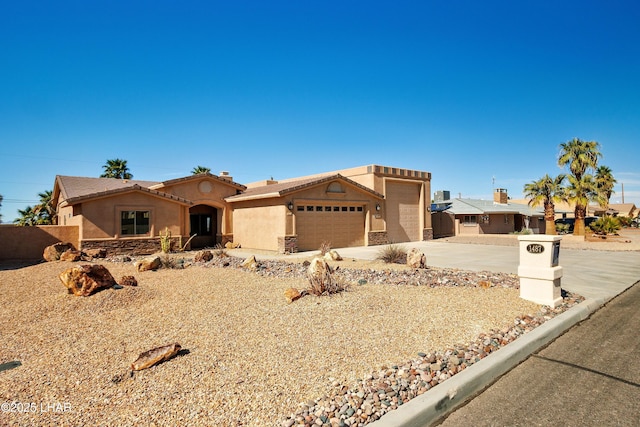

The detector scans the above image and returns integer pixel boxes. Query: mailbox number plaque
[526,243,545,254]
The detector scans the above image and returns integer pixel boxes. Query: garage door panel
[386,182,421,243]
[296,204,365,251]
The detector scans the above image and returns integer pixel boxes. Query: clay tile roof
[151,173,246,191]
[225,174,384,202]
[55,176,191,205]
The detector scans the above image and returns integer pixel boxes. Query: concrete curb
[369,297,608,427]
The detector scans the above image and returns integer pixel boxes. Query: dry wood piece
[130,343,182,371]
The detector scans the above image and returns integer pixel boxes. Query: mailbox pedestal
[517,235,563,308]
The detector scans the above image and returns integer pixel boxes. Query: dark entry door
[189,207,218,248]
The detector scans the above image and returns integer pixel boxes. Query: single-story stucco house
[431,189,546,237]
[52,164,432,254]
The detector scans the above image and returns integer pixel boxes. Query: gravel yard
[0,250,588,427]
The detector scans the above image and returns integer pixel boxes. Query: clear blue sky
[1,1,639,221]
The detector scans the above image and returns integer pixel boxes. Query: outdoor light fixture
[288,202,294,211]
[375,203,381,211]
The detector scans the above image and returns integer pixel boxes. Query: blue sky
[1,1,639,221]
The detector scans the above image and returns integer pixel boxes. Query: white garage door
[386,181,421,242]
[296,204,365,251]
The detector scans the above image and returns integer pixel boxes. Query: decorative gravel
[0,254,583,426]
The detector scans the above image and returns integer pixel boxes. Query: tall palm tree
[595,165,617,208]
[101,158,133,179]
[523,174,567,235]
[564,174,599,235]
[191,166,211,175]
[33,190,56,225]
[558,138,601,181]
[558,138,602,236]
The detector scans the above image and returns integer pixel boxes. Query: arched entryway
[189,204,220,249]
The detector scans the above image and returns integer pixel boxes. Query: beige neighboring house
[432,189,546,237]
[51,164,432,254]
[590,203,637,218]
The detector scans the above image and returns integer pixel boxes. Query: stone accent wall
[81,239,162,256]
[423,228,434,241]
[367,231,389,246]
[278,236,298,254]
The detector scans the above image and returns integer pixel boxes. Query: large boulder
[308,256,332,281]
[407,248,427,269]
[135,256,162,272]
[43,242,75,262]
[59,264,117,296]
[324,250,343,261]
[60,249,83,262]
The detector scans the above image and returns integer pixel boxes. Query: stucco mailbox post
[517,235,563,308]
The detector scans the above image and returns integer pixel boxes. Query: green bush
[588,216,621,235]
[376,244,407,264]
[555,223,570,234]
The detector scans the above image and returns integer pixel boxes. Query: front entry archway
[189,205,219,249]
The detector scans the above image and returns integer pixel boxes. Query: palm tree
[15,206,41,226]
[595,165,617,208]
[564,173,599,235]
[33,190,56,225]
[191,166,211,175]
[523,174,567,235]
[101,158,133,179]
[558,138,601,180]
[558,138,602,236]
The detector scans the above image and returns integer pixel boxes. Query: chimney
[494,188,508,204]
[434,190,450,202]
[219,171,232,181]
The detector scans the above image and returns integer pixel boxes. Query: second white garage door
[295,204,365,251]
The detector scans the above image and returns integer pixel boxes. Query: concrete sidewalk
[231,240,640,426]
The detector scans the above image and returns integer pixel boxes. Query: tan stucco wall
[78,192,185,239]
[160,177,237,206]
[338,165,433,236]
[231,178,384,251]
[232,202,286,251]
[0,225,79,260]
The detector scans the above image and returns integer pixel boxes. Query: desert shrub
[319,240,332,256]
[376,244,407,264]
[555,223,570,234]
[160,255,185,269]
[212,243,228,257]
[306,259,348,296]
[588,216,621,235]
[617,216,633,227]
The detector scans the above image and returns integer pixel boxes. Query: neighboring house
[590,203,637,218]
[51,164,432,254]
[432,189,546,236]
[510,198,574,220]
